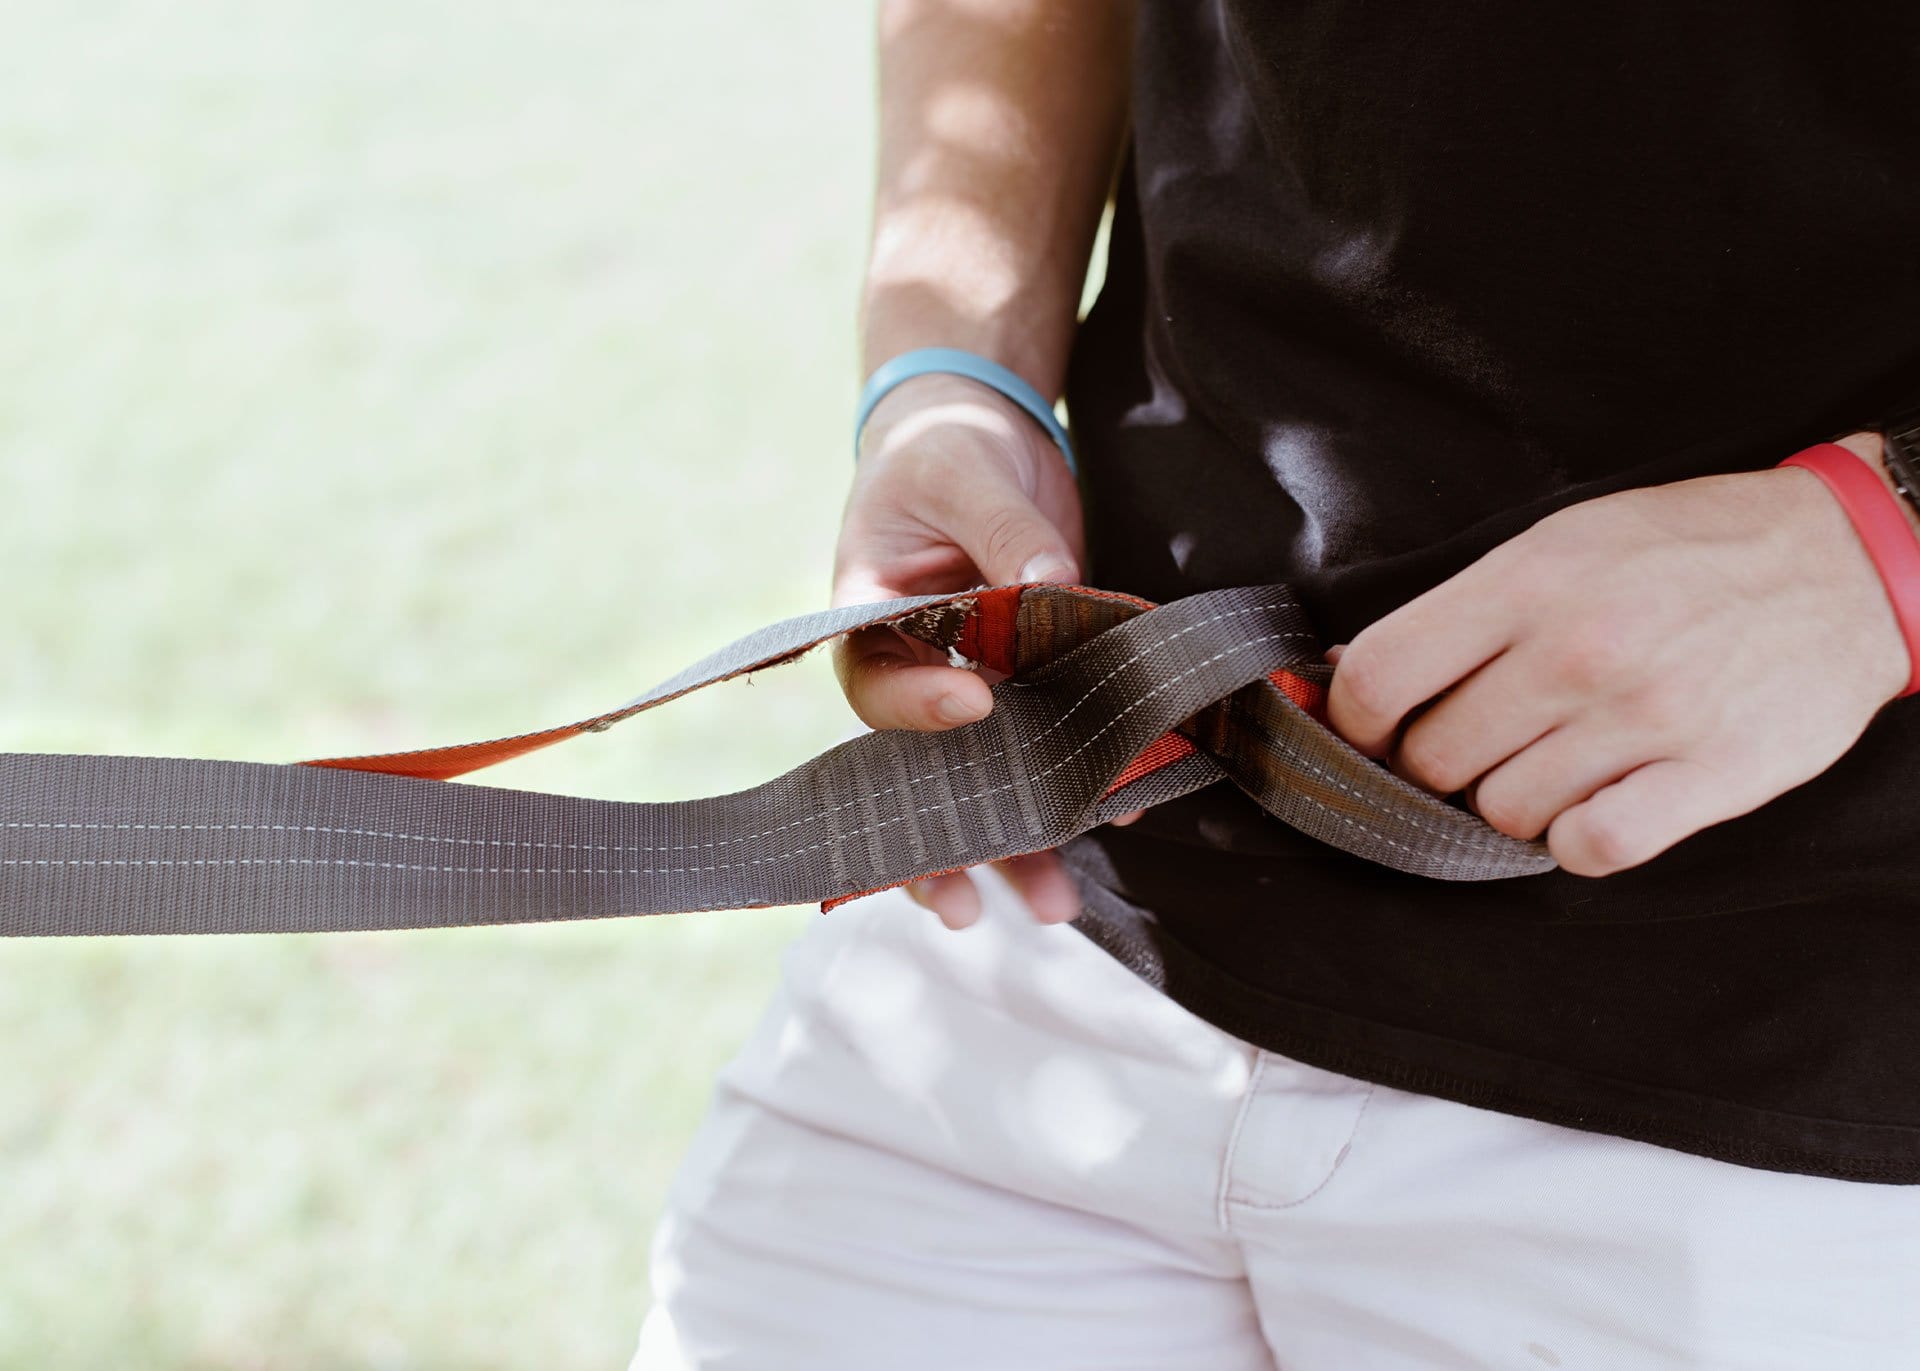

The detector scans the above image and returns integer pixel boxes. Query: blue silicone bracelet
[853,347,1078,478]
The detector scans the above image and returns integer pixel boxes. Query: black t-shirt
[1062,0,1920,1180]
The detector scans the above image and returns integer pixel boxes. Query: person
[630,2,1920,1366]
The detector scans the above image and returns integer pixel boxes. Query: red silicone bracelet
[1777,441,1920,699]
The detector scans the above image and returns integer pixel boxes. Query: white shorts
[629,869,1920,1370]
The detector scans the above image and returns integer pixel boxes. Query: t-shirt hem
[1067,883,1920,1185]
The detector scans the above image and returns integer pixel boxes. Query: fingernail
[936,692,986,725]
[1017,555,1076,584]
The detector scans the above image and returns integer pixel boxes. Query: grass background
[0,1,885,1364]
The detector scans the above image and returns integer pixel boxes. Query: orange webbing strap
[302,582,1325,800]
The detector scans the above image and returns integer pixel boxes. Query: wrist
[854,348,1078,476]
[860,275,1072,405]
[856,372,1040,463]
[1777,440,1920,701]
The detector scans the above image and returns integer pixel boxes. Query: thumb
[941,480,1079,586]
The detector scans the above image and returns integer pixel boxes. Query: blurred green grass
[0,1,878,1364]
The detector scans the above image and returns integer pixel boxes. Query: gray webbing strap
[0,584,1553,936]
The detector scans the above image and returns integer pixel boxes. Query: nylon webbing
[0,583,1554,937]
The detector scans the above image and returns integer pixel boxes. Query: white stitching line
[1215,1049,1267,1233]
[1240,704,1540,860]
[6,627,1303,878]
[1279,746,1505,847]
[4,706,1527,868]
[1011,603,1276,752]
[4,603,1304,861]
[0,857,759,874]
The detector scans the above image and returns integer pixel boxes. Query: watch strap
[1878,404,1920,516]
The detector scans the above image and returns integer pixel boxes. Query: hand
[1324,438,1913,878]
[831,373,1132,930]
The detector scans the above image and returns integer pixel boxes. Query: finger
[1387,646,1562,796]
[834,626,992,732]
[1327,573,1521,759]
[905,870,983,930]
[1463,722,1640,842]
[1108,809,1145,827]
[1547,755,1731,878]
[930,478,1080,587]
[991,850,1082,923]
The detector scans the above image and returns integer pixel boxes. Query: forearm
[862,0,1135,398]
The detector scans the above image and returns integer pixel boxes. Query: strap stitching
[4,604,1302,859]
[1234,706,1537,858]
[2,626,1303,877]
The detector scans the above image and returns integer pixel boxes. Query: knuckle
[1551,617,1633,692]
[1472,788,1538,840]
[975,504,1032,571]
[1619,677,1688,738]
[1571,813,1642,872]
[1396,733,1462,792]
[1333,637,1397,723]
[839,651,910,727]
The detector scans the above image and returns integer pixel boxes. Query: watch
[1879,403,1920,521]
